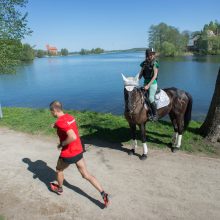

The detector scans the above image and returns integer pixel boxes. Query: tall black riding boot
[150,102,158,121]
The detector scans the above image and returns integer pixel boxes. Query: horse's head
[122,73,144,114]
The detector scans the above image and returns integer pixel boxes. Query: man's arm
[58,129,77,148]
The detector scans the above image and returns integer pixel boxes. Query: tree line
[1,0,219,74]
[0,0,31,73]
[195,21,220,55]
[148,21,220,56]
[79,48,104,55]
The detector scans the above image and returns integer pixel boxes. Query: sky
[22,0,220,52]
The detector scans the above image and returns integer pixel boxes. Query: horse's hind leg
[128,123,137,155]
[169,113,179,148]
[138,123,148,160]
[175,115,184,149]
[170,113,184,151]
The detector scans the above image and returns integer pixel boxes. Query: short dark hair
[49,100,63,111]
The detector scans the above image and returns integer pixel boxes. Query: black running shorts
[56,153,83,171]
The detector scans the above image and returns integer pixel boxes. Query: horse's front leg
[128,123,137,155]
[139,123,148,160]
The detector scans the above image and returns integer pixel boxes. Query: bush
[161,41,176,56]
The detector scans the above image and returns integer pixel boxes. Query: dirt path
[0,127,220,220]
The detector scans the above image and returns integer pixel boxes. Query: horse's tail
[184,92,193,130]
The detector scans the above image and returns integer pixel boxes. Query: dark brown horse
[122,74,193,160]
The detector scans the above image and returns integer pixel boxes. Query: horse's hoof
[171,147,179,153]
[128,149,135,155]
[140,154,147,160]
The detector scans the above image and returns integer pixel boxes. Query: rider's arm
[138,67,144,80]
[138,61,145,80]
[145,67,158,89]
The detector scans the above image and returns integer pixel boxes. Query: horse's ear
[121,73,128,83]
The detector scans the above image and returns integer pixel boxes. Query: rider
[139,48,159,121]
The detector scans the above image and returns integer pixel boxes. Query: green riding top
[138,48,159,121]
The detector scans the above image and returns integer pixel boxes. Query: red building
[46,44,58,55]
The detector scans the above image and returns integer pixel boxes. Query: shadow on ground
[22,158,105,209]
[80,123,172,154]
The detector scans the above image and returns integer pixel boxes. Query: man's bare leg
[76,158,103,192]
[56,170,64,187]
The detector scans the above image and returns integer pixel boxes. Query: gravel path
[0,127,220,220]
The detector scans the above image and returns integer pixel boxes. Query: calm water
[0,52,219,120]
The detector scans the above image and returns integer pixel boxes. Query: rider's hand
[144,84,150,90]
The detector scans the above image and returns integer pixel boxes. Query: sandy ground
[0,127,220,220]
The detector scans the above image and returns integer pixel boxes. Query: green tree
[79,48,89,55]
[196,20,220,55]
[180,30,190,52]
[148,22,189,56]
[0,0,31,73]
[20,43,34,61]
[35,49,45,58]
[94,48,104,54]
[79,48,104,55]
[160,41,176,56]
[0,39,22,73]
[91,48,95,54]
[61,48,68,56]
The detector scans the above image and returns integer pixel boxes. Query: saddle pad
[155,89,170,109]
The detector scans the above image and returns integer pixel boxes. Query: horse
[122,73,193,160]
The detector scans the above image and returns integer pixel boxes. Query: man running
[49,100,109,207]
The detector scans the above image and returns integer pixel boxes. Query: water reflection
[192,55,220,63]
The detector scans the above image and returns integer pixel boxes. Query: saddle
[143,88,170,110]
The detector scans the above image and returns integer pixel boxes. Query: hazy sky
[23,0,220,51]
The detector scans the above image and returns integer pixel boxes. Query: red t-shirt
[55,113,83,158]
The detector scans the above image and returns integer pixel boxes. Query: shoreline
[0,107,219,157]
[0,105,207,122]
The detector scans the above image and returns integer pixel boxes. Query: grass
[0,107,218,156]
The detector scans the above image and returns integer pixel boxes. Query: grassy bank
[0,107,218,156]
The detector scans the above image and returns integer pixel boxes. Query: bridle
[125,86,145,115]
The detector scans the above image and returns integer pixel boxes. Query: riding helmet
[145,48,156,57]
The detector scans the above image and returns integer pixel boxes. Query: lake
[0,52,219,121]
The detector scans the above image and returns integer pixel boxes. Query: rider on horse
[139,48,159,121]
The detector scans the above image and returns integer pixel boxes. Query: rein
[127,87,145,115]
